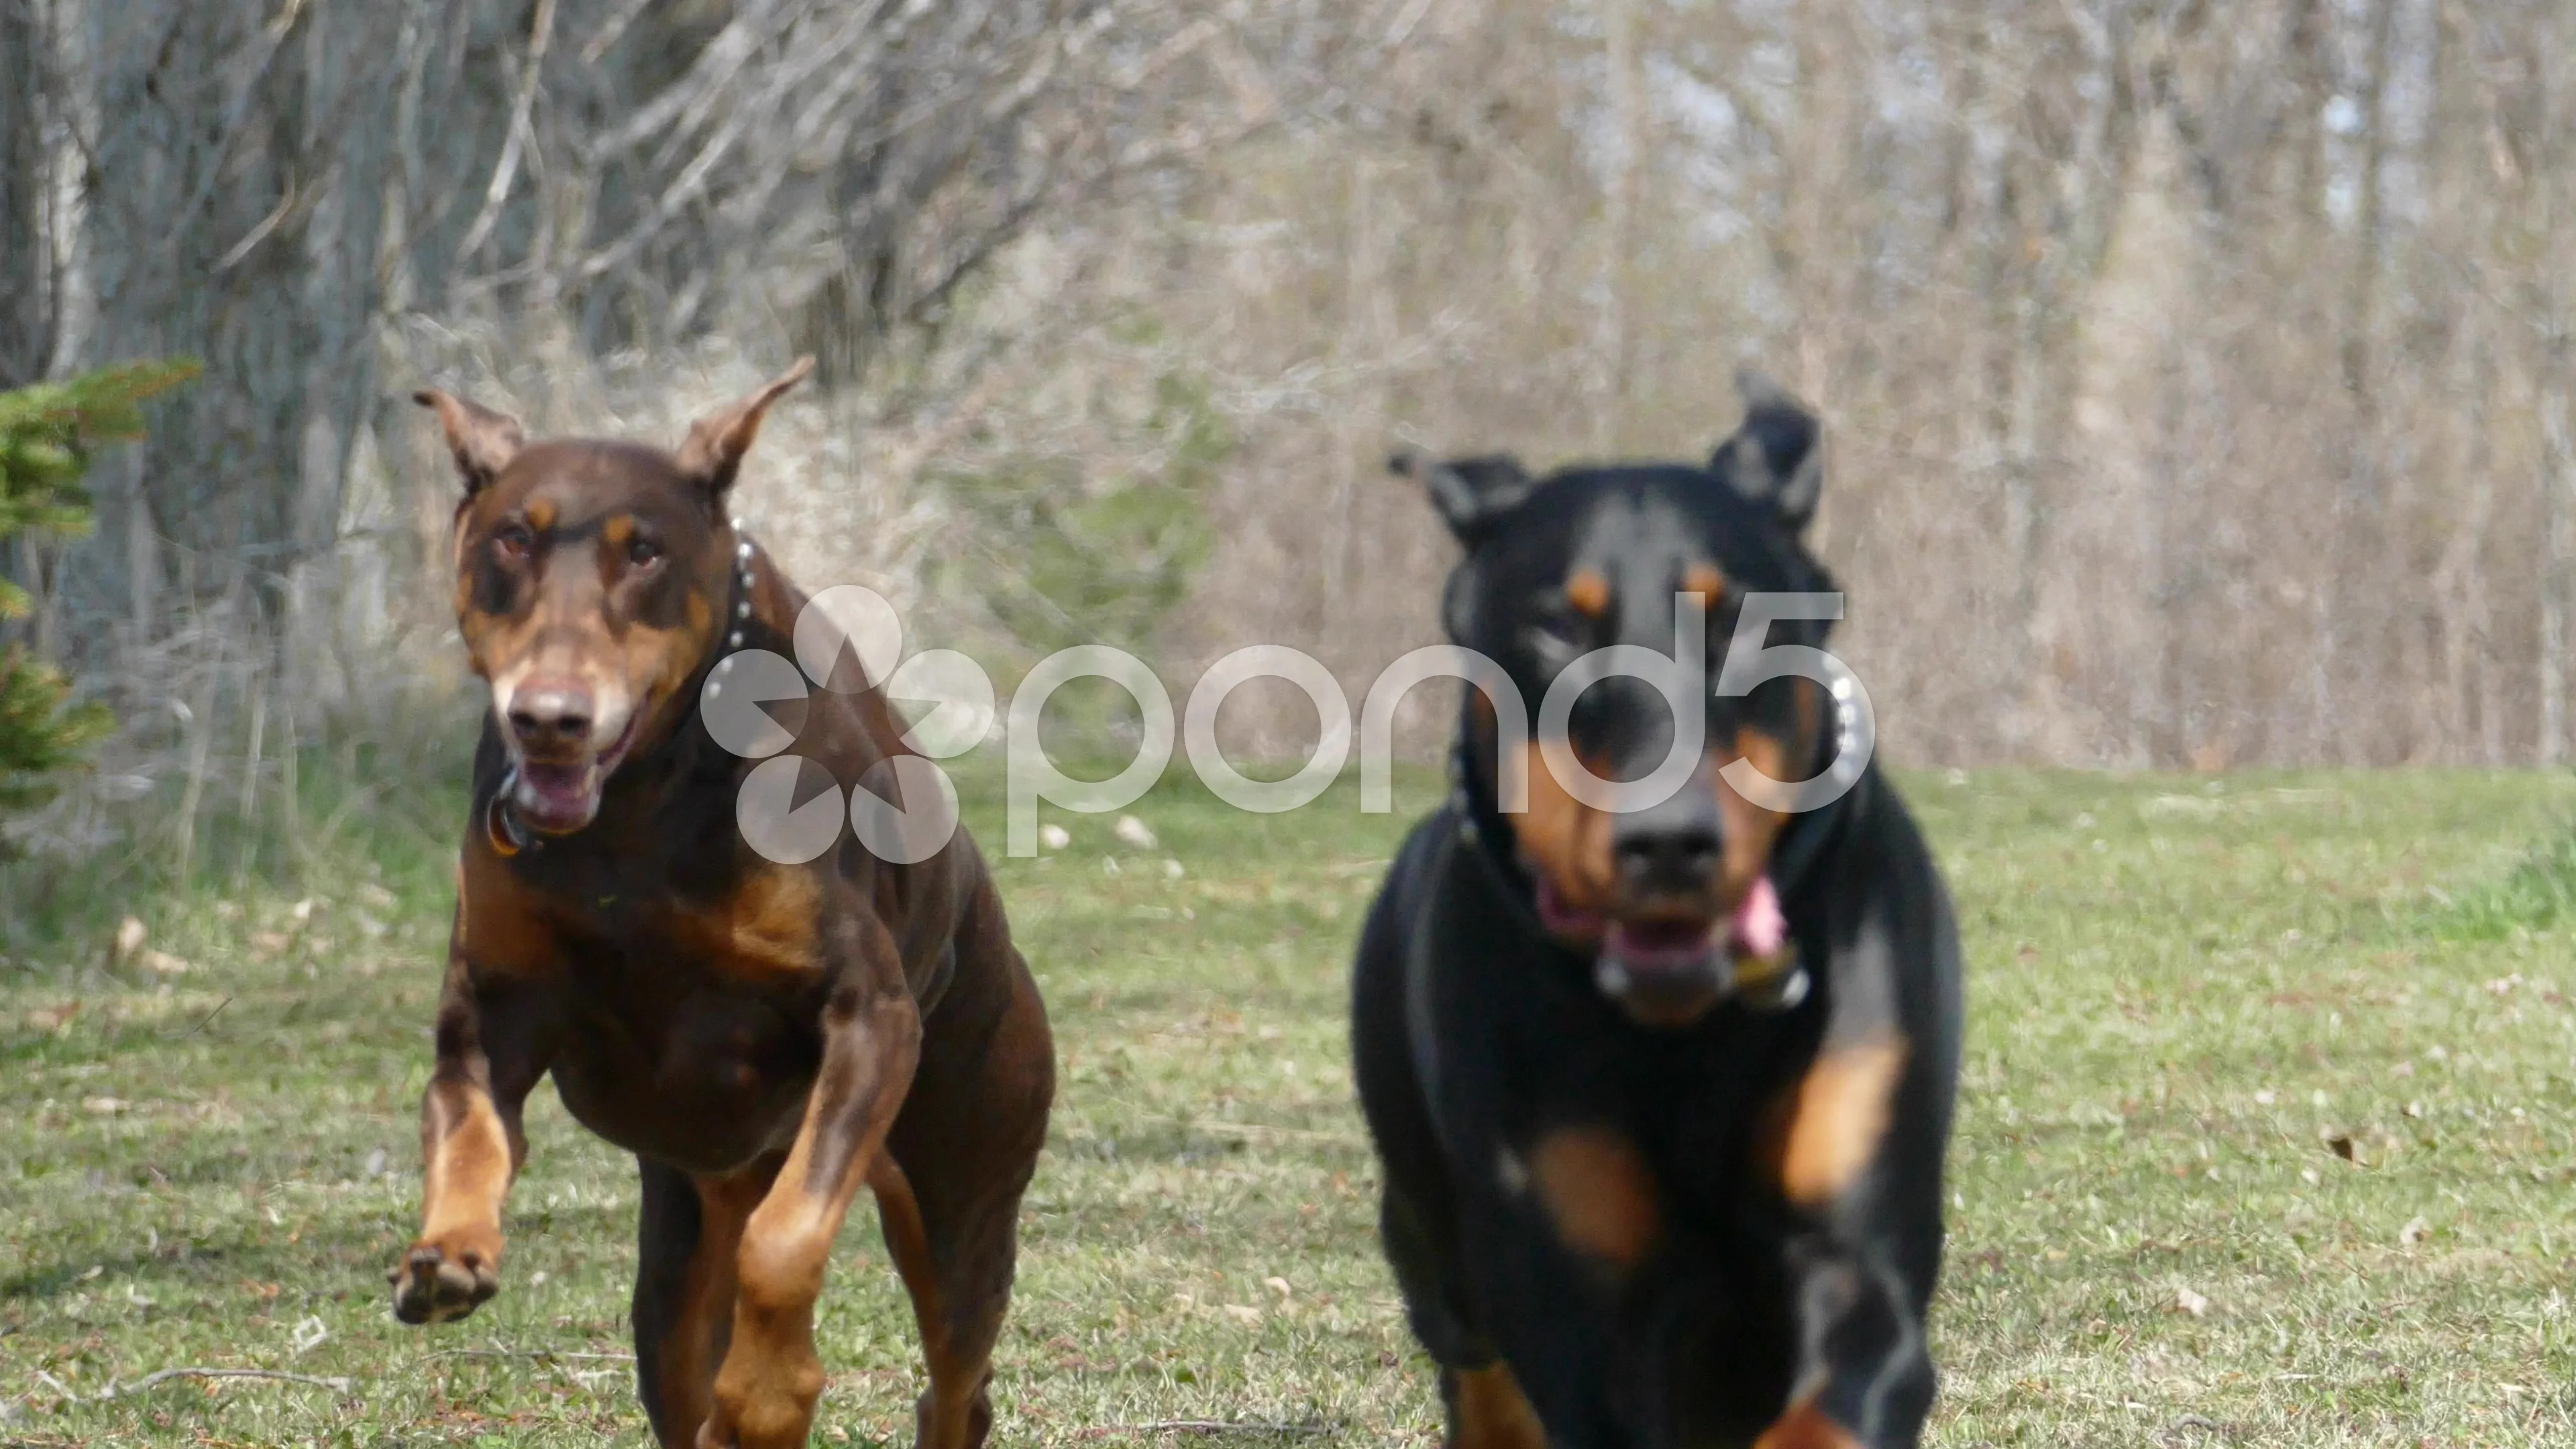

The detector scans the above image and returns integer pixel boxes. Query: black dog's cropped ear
[1711,368,1823,533]
[413,389,526,495]
[1391,451,1537,539]
[677,356,814,498]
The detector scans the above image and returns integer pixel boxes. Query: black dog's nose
[506,679,594,752]
[1611,775,1725,898]
[1614,819,1723,896]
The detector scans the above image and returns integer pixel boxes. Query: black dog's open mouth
[509,709,643,835]
[1537,874,1791,1024]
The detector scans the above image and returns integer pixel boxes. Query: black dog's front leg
[1757,1234,1933,1449]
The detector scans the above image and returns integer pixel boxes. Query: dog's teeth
[737,541,753,559]
[737,602,751,619]
[1595,959,1630,996]
[728,631,743,648]
[731,516,745,531]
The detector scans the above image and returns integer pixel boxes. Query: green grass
[5,766,2576,1446]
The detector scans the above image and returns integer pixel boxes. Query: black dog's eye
[626,536,662,568]
[493,523,534,559]
[1525,599,1590,664]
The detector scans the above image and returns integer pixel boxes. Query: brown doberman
[392,360,1054,1449]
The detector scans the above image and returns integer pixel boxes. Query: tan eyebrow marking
[1565,568,1611,619]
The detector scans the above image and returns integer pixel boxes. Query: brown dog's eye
[627,537,661,567]
[493,524,533,559]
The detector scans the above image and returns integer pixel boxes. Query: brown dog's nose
[506,679,594,753]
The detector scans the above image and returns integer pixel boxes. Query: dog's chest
[543,924,830,1173]
[1456,970,1812,1225]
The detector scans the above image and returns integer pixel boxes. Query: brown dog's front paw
[698,1347,826,1449]
[390,1238,499,1325]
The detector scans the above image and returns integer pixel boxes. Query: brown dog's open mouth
[509,710,643,835]
[1536,873,1792,1024]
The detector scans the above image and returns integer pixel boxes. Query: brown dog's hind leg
[633,1159,773,1449]
[873,1157,996,1449]
[878,944,1053,1449]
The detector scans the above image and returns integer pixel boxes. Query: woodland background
[5,0,2576,877]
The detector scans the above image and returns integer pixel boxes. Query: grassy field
[5,765,2576,1446]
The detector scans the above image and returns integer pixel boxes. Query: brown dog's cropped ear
[1391,450,1536,541]
[413,390,526,495]
[676,356,815,499]
[1711,368,1823,534]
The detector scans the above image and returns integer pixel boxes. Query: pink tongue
[1729,875,1786,958]
[1534,877,1605,937]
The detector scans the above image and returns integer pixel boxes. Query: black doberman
[394,362,1053,1449]
[1352,375,1962,1449]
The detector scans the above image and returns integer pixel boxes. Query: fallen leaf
[138,949,191,976]
[111,916,147,963]
[1038,823,1071,851]
[1114,814,1159,850]
[83,1096,129,1115]
[1263,1276,1291,1297]
[2398,1216,2430,1246]
[1221,1303,1261,1324]
[2325,1132,2359,1164]
[2172,1285,2210,1318]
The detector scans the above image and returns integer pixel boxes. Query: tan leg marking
[1450,1362,1550,1449]
[1754,1395,1862,1449]
[1527,1125,1661,1270]
[704,998,920,1448]
[393,1077,521,1324]
[1770,1035,1909,1208]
